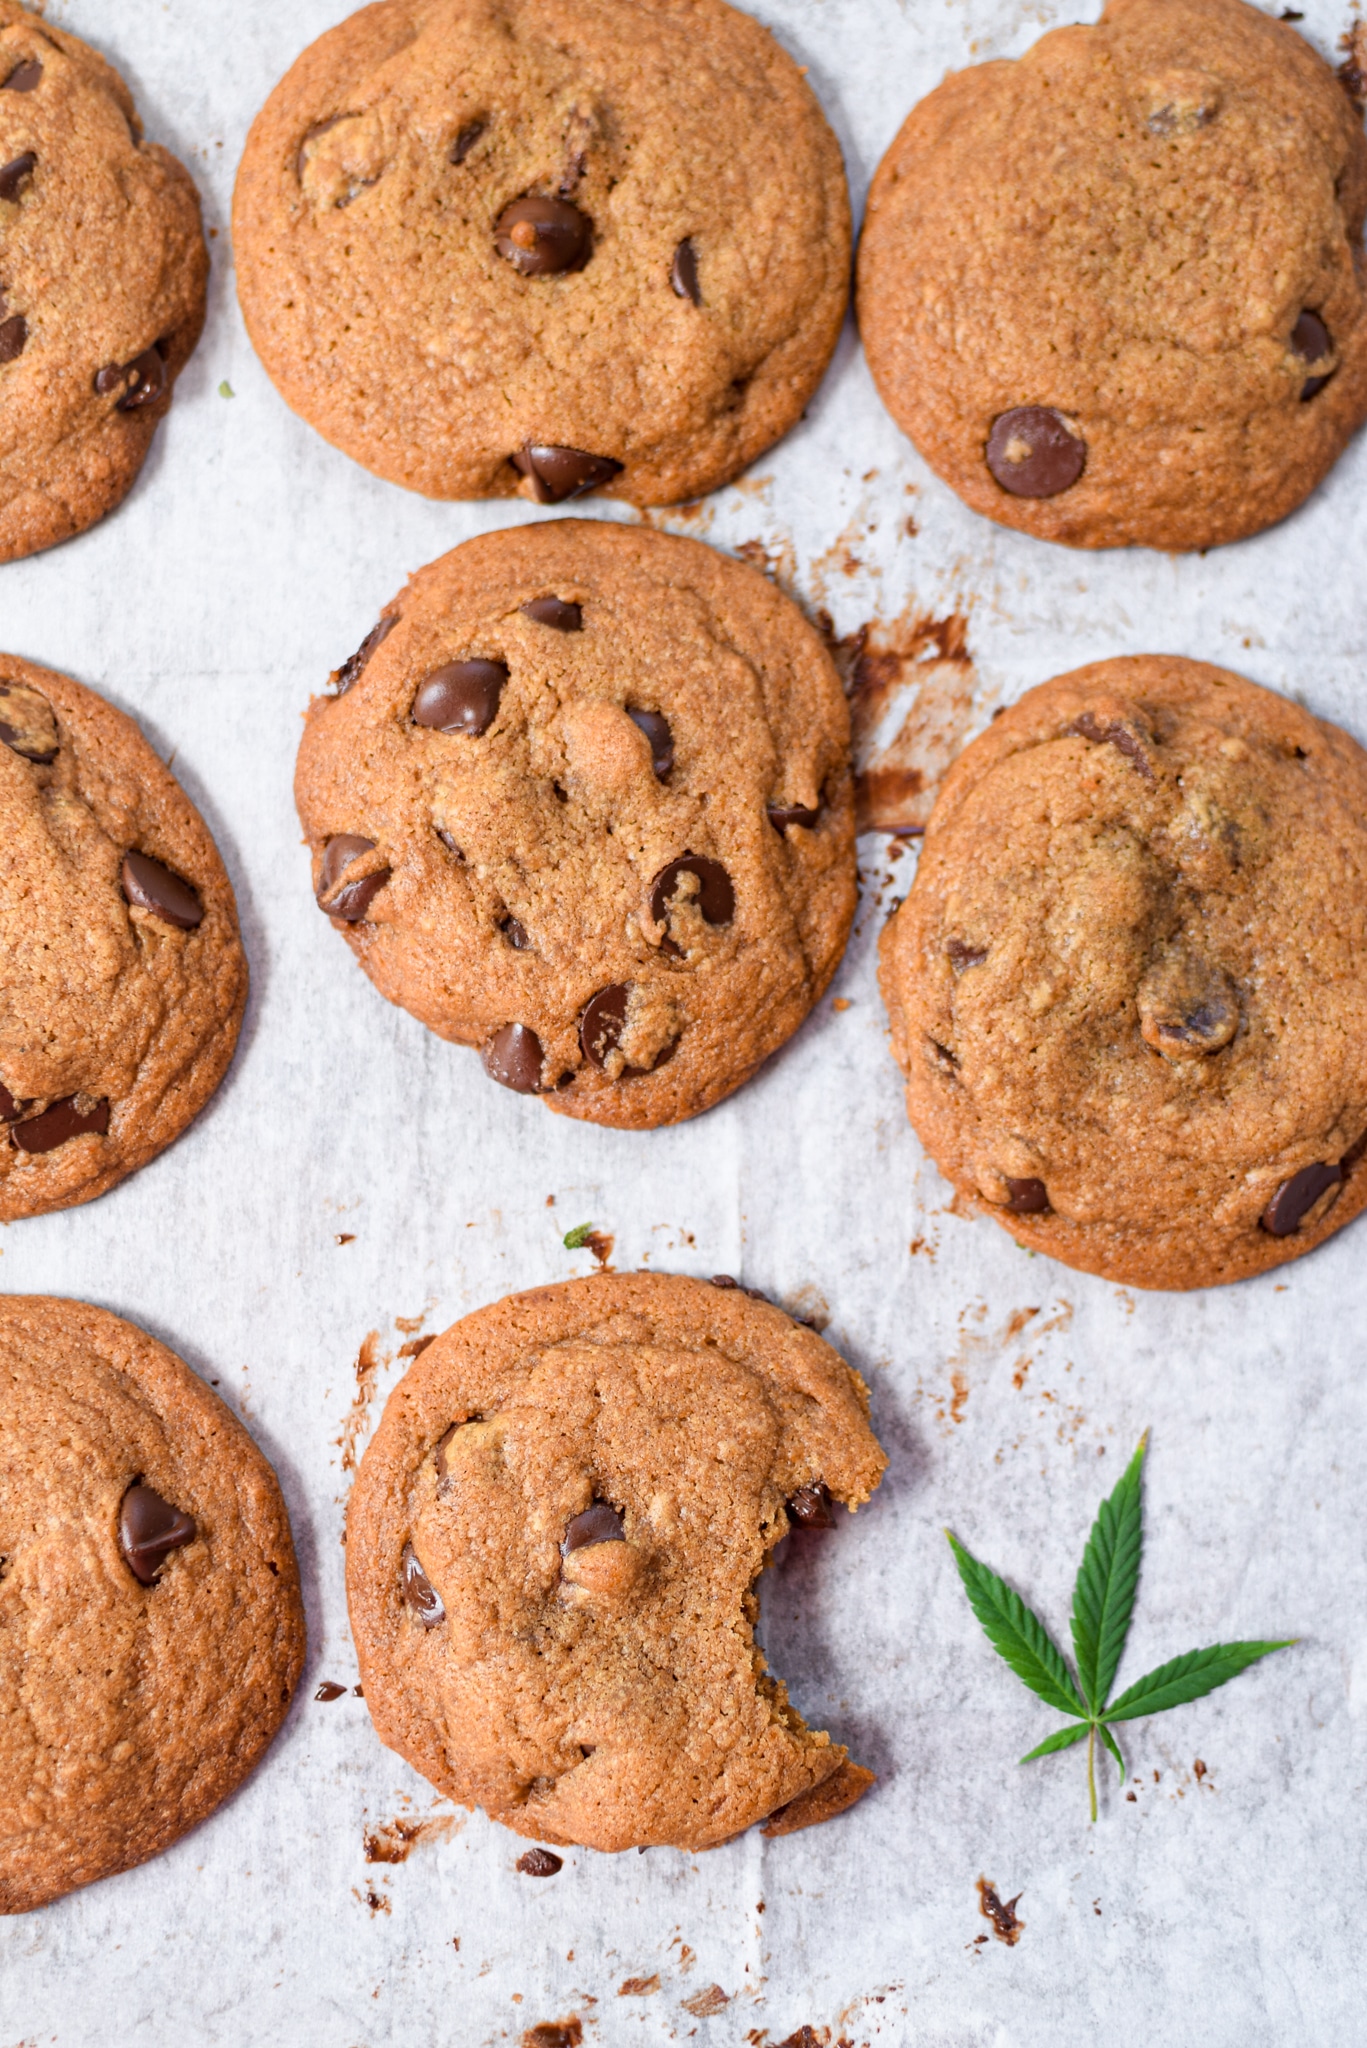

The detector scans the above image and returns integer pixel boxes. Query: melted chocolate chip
[788,1481,835,1528]
[317,834,390,921]
[333,614,396,693]
[121,850,203,930]
[0,312,26,363]
[671,237,701,304]
[516,1847,564,1876]
[767,802,820,832]
[500,915,531,950]
[495,195,592,275]
[0,681,57,762]
[401,1543,445,1625]
[412,659,507,736]
[946,939,987,970]
[483,1022,543,1094]
[2,59,42,91]
[511,444,623,503]
[1066,712,1155,780]
[580,984,629,1068]
[562,1502,625,1553]
[1004,1176,1049,1214]
[1292,311,1334,399]
[11,1096,109,1153]
[0,151,36,202]
[1262,1161,1342,1236]
[627,709,673,779]
[521,595,582,632]
[650,853,734,929]
[94,346,167,411]
[315,1680,348,1701]
[119,1483,196,1584]
[0,1082,28,1121]
[986,407,1086,498]
[450,118,486,164]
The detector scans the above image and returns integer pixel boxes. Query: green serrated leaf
[1019,1722,1090,1764]
[1071,1431,1147,1712]
[1105,1640,1297,1723]
[562,1222,594,1249]
[1097,1722,1126,1782]
[946,1531,1086,1719]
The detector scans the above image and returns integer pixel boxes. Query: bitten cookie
[0,656,247,1219]
[879,657,1367,1290]
[232,0,849,506]
[0,3,207,562]
[0,1298,304,1914]
[346,1271,886,1853]
[857,0,1367,551]
[294,521,855,1129]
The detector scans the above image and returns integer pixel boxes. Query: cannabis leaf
[562,1222,595,1250]
[946,1433,1295,1820]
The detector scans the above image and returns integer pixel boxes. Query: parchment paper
[2,1,1365,2041]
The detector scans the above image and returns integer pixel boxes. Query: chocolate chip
[788,1481,834,1528]
[94,345,167,411]
[1004,1176,1049,1214]
[627,709,673,779]
[2,59,42,91]
[494,195,592,275]
[11,1096,109,1153]
[947,939,987,970]
[1262,1161,1342,1236]
[121,850,203,930]
[315,1680,348,1701]
[1066,711,1154,780]
[0,312,26,363]
[1292,311,1334,400]
[510,444,623,503]
[521,595,582,632]
[671,237,701,304]
[709,1274,766,1299]
[317,834,390,921]
[483,1022,543,1093]
[94,364,126,394]
[580,984,629,1068]
[516,1848,564,1876]
[333,614,396,693]
[0,151,36,201]
[450,118,486,164]
[401,1543,445,1625]
[986,407,1086,498]
[412,659,507,736]
[1138,950,1238,1059]
[500,915,531,950]
[562,1502,625,1553]
[649,853,734,928]
[119,1483,195,1585]
[0,1082,31,1121]
[0,681,57,762]
[767,802,820,832]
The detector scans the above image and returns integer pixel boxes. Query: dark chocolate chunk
[450,117,486,164]
[483,1022,543,1094]
[0,680,57,762]
[580,984,629,1068]
[649,852,734,928]
[986,407,1086,498]
[94,345,167,411]
[500,915,531,950]
[1066,711,1154,780]
[510,444,623,504]
[0,151,36,201]
[11,1096,110,1153]
[562,1502,625,1553]
[401,1543,445,1625]
[671,237,702,304]
[2,59,42,91]
[627,709,673,779]
[94,363,126,395]
[1292,311,1334,400]
[1262,1160,1342,1236]
[119,1482,196,1585]
[333,613,396,693]
[788,1481,834,1528]
[521,595,582,632]
[494,195,592,275]
[315,1680,348,1701]
[412,659,507,736]
[0,1082,28,1121]
[767,802,820,832]
[317,834,390,921]
[946,939,987,970]
[121,850,203,930]
[516,1847,564,1876]
[0,312,26,363]
[1004,1176,1049,1214]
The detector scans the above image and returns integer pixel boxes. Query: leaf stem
[1087,1724,1097,1824]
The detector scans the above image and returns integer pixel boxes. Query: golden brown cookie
[232,0,849,507]
[0,3,207,563]
[879,657,1367,1289]
[346,1271,886,1853]
[857,0,1367,550]
[294,521,854,1129]
[0,656,247,1220]
[0,1297,305,1914]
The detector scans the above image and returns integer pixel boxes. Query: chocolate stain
[363,1814,459,1863]
[733,534,798,596]
[618,1976,660,1996]
[977,1877,1025,1945]
[339,1331,383,1472]
[585,1229,614,1269]
[835,608,979,833]
[949,1371,969,1425]
[681,1985,731,2017]
[523,2021,583,2048]
[353,1885,391,1916]
[398,1334,435,1358]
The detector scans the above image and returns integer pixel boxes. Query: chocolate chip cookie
[857,0,1367,550]
[232,0,849,506]
[346,1271,886,1853]
[294,521,854,1128]
[0,656,247,1220]
[0,1297,304,1914]
[879,657,1367,1289]
[0,4,207,562]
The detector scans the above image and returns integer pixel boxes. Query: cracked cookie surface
[232,0,849,506]
[294,520,854,1128]
[0,655,246,1219]
[879,657,1367,1289]
[346,1271,886,1852]
[0,2,206,562]
[0,1297,304,1914]
[857,0,1367,550]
